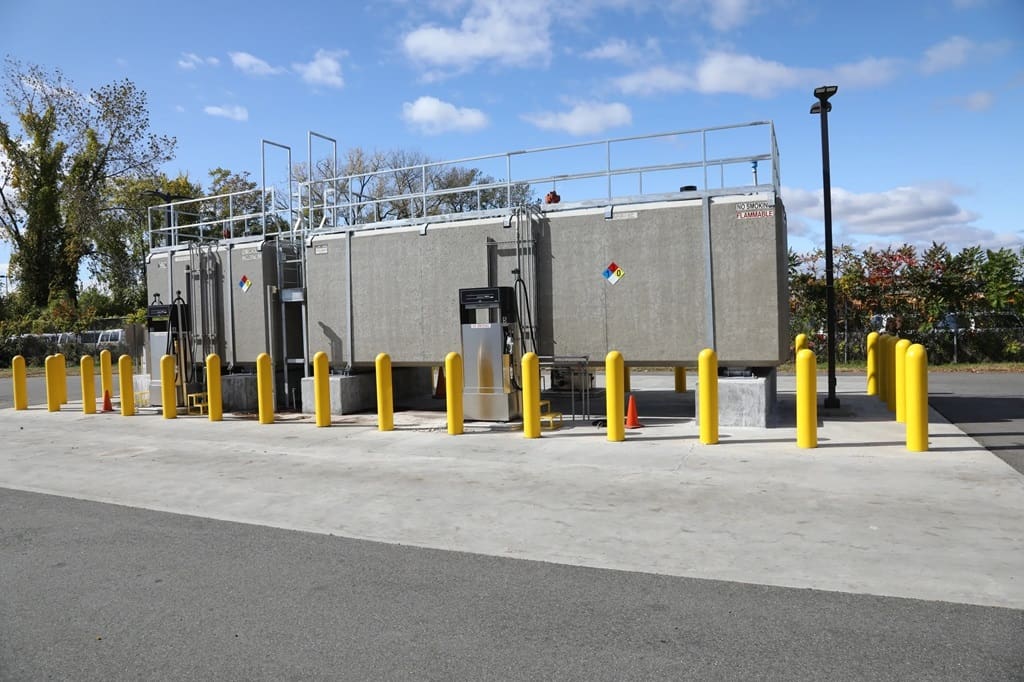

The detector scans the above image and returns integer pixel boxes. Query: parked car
[96,328,123,349]
[80,330,101,349]
[936,312,1024,332]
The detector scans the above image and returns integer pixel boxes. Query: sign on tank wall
[736,201,775,219]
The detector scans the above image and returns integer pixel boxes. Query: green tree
[97,173,202,309]
[0,58,176,307]
[979,248,1022,312]
[0,104,66,307]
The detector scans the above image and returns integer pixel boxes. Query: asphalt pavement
[2,488,1021,681]
[1,370,1022,680]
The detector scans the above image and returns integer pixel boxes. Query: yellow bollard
[698,348,719,445]
[894,339,911,423]
[875,335,886,403]
[12,355,28,410]
[605,351,625,442]
[445,352,463,435]
[313,351,330,428]
[45,355,60,412]
[906,344,929,452]
[796,348,817,448]
[674,366,686,393]
[522,352,541,439]
[118,355,134,417]
[80,355,96,415]
[206,353,222,422]
[100,349,113,402]
[795,333,808,355]
[865,332,879,396]
[56,353,67,404]
[880,333,888,403]
[376,352,394,432]
[885,336,897,413]
[622,365,631,395]
[257,352,274,425]
[160,354,176,419]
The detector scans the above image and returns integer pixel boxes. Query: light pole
[811,84,840,409]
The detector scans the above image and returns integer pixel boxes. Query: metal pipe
[701,195,716,349]
[346,228,355,372]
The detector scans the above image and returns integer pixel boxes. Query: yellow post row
[622,366,631,395]
[376,353,394,432]
[12,354,28,410]
[313,351,330,428]
[118,355,135,417]
[160,354,176,419]
[80,355,96,415]
[796,348,817,448]
[522,352,541,439]
[45,355,60,412]
[674,366,686,393]
[445,352,463,435]
[100,349,113,401]
[605,351,625,442]
[794,333,808,355]
[865,331,879,396]
[894,339,911,423]
[906,344,929,452]
[698,348,718,445]
[56,353,67,404]
[206,353,223,422]
[257,352,274,425]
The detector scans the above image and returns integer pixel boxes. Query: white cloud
[831,57,901,89]
[583,37,661,64]
[174,104,185,113]
[706,0,762,31]
[784,183,983,241]
[920,36,1011,74]
[522,101,632,136]
[203,105,249,122]
[614,52,899,98]
[921,36,974,74]
[293,49,346,89]
[955,90,995,111]
[584,39,633,62]
[402,96,488,134]
[613,66,692,95]
[229,51,286,76]
[694,52,809,97]
[178,52,219,70]
[402,0,551,72]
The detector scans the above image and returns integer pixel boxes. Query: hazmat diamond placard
[602,261,624,285]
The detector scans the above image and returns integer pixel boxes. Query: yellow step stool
[187,392,209,415]
[538,400,563,430]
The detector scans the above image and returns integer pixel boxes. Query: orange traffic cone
[101,390,113,413]
[625,394,644,429]
[433,366,446,399]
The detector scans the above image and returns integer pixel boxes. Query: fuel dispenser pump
[459,286,522,421]
[146,292,199,407]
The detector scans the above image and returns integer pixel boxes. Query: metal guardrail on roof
[147,120,780,250]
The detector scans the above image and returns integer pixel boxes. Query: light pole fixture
[811,84,840,409]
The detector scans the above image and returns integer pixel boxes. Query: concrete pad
[0,375,1021,610]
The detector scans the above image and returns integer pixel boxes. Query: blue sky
[2,0,1023,285]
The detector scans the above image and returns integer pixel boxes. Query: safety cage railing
[146,120,779,250]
